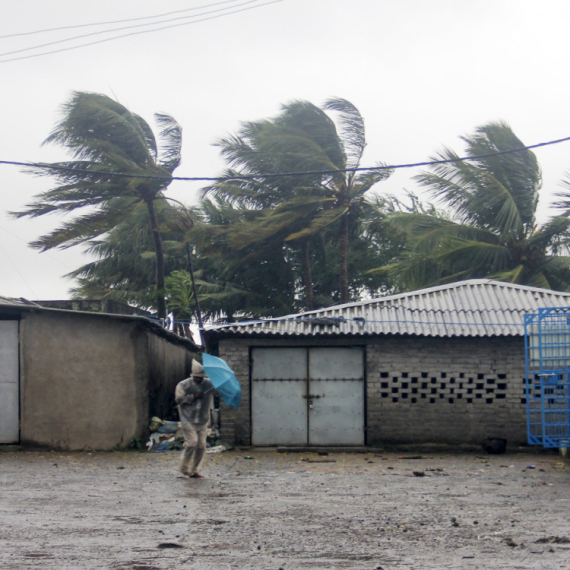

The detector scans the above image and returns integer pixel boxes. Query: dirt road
[1,447,569,569]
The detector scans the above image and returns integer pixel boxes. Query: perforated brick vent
[379,372,509,404]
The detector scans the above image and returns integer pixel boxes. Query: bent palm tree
[380,122,570,290]
[204,98,392,306]
[12,91,183,318]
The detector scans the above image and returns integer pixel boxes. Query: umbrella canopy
[202,353,242,409]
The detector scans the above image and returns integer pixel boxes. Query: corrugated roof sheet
[205,279,570,339]
[0,296,199,349]
[0,296,39,308]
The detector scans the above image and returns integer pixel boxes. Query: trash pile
[146,416,233,452]
[147,417,183,451]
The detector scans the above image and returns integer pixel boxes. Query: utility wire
[0,241,39,298]
[0,225,74,269]
[1,133,569,183]
[0,0,241,39]
[0,0,259,58]
[0,0,283,63]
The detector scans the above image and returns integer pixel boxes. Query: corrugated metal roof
[0,296,39,308]
[205,279,570,339]
[0,296,199,349]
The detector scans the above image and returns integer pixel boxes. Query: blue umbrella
[202,353,242,409]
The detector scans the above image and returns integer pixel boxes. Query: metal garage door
[0,320,19,443]
[252,347,364,446]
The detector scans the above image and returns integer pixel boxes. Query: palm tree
[380,122,570,290]
[67,199,190,310]
[203,98,392,306]
[190,196,298,317]
[11,91,183,318]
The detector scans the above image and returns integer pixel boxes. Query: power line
[0,0,283,63]
[0,241,39,298]
[0,0,241,39]
[2,133,570,183]
[0,0,259,58]
[0,225,74,269]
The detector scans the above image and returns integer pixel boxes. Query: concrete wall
[217,335,528,447]
[19,312,194,450]
[148,334,193,421]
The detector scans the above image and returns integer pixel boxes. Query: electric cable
[0,0,260,59]
[0,225,74,269]
[0,0,283,63]
[0,0,242,39]
[0,241,40,298]
[1,133,569,183]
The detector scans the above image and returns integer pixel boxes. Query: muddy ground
[1,446,569,569]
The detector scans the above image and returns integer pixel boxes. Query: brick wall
[217,335,528,447]
[217,339,252,445]
[366,336,527,446]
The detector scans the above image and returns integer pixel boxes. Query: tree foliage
[201,98,393,309]
[378,122,570,290]
[11,91,183,318]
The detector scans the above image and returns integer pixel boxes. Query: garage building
[204,280,570,448]
[0,297,198,450]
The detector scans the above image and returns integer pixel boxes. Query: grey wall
[366,336,527,446]
[19,312,194,450]
[217,336,528,447]
[148,333,193,421]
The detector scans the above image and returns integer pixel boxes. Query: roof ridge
[205,280,570,338]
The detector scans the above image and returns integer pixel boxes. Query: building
[204,280,570,448]
[0,297,198,449]
[32,299,152,316]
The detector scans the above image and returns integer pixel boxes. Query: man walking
[175,359,214,478]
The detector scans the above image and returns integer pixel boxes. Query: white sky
[2,0,570,300]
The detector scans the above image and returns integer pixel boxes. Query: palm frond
[155,113,182,172]
[354,162,392,193]
[286,206,347,241]
[322,97,366,170]
[28,199,141,251]
[44,92,154,167]
[277,100,346,171]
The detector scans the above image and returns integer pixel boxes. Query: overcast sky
[2,0,570,300]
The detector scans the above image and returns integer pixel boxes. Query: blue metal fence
[525,307,570,448]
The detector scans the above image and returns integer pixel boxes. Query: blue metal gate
[525,308,570,448]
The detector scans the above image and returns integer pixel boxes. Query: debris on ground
[146,418,183,451]
[146,415,232,452]
[483,437,507,454]
[535,536,570,544]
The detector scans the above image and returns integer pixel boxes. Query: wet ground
[1,447,569,569]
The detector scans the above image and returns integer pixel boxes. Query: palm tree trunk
[301,240,315,311]
[339,213,349,303]
[146,199,167,320]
